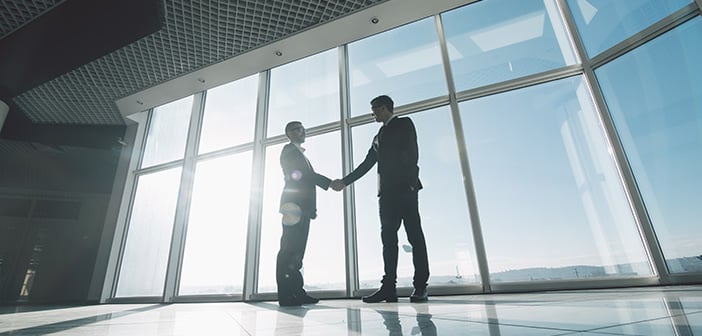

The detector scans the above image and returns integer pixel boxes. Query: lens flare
[280,202,302,226]
[291,170,303,181]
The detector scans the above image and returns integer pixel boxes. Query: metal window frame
[161,91,206,302]
[556,0,702,286]
[100,110,150,303]
[242,71,271,301]
[105,0,702,304]
[339,44,360,298]
[434,13,492,293]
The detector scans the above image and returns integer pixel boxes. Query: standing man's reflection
[375,305,436,336]
[411,304,436,336]
[377,309,403,336]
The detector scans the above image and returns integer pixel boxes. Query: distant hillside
[385,256,702,286]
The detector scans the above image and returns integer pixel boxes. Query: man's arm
[341,145,377,186]
[312,172,332,190]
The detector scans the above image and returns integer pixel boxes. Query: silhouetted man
[332,95,429,303]
[277,121,332,306]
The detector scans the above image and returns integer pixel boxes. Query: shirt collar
[293,143,305,152]
[384,115,396,126]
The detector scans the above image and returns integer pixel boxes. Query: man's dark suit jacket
[342,116,422,195]
[279,143,331,219]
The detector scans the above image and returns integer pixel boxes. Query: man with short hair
[276,121,332,306]
[332,95,430,303]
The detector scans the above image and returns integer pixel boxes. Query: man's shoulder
[388,116,414,130]
[280,143,298,157]
[393,116,413,124]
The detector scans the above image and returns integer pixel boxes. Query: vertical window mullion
[338,44,359,297]
[162,92,206,302]
[434,13,491,293]
[242,71,270,300]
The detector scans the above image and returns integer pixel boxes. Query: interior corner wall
[0,123,126,304]
[0,100,8,134]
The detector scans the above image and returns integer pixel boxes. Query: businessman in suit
[277,121,332,306]
[332,95,429,303]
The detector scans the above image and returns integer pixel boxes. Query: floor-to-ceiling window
[178,75,259,295]
[115,96,192,297]
[346,15,479,290]
[108,0,701,302]
[258,48,346,294]
[594,17,702,274]
[459,76,651,281]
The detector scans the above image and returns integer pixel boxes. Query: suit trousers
[378,190,429,289]
[276,216,311,299]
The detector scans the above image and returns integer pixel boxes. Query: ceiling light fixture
[274,50,283,56]
[370,16,379,24]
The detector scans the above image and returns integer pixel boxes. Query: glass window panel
[566,0,691,57]
[258,131,344,293]
[257,142,285,293]
[595,18,702,274]
[141,96,193,168]
[115,167,182,297]
[178,152,253,295]
[442,0,577,92]
[347,17,447,117]
[459,76,652,282]
[267,49,340,137]
[350,123,390,288]
[352,107,479,289]
[198,75,259,154]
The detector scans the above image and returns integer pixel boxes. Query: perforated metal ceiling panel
[0,0,62,37]
[1,0,386,125]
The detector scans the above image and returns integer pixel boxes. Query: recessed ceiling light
[370,16,379,24]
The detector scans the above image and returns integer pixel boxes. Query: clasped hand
[330,179,345,191]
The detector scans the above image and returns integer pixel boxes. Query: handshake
[330,179,346,191]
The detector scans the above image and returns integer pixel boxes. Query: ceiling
[0,0,388,126]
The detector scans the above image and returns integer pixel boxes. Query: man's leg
[380,195,403,285]
[288,217,318,303]
[402,191,429,302]
[363,196,401,303]
[276,218,310,305]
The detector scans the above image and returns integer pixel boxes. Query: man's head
[285,121,306,144]
[370,95,394,123]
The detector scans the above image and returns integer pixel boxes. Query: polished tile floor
[1,286,701,335]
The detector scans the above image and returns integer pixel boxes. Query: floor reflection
[0,286,700,335]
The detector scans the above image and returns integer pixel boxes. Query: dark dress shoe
[362,287,398,303]
[410,288,428,303]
